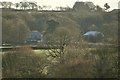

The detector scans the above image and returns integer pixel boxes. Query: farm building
[83,31,104,43]
[25,30,43,44]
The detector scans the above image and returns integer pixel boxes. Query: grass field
[33,50,48,54]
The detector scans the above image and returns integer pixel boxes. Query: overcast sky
[1,0,119,10]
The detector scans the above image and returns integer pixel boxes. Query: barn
[83,31,104,43]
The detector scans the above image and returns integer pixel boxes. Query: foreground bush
[47,46,95,78]
[91,45,118,78]
[2,46,48,78]
[47,45,118,78]
[2,45,118,78]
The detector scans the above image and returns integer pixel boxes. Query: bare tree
[7,2,13,9]
[15,3,19,9]
[44,27,81,58]
[0,2,13,9]
[0,2,7,8]
[38,6,43,10]
[28,2,37,10]
[19,2,29,10]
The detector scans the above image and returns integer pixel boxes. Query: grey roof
[84,31,104,36]
[28,31,42,40]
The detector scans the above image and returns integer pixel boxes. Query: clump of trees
[43,22,118,78]
[44,25,81,58]
[91,45,118,78]
[2,18,30,44]
[2,43,118,78]
[47,46,95,78]
[46,44,118,78]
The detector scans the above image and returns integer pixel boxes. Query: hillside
[2,8,118,44]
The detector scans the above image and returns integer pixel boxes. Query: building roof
[31,31,41,36]
[83,31,104,36]
[28,31,42,40]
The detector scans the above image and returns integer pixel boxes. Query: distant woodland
[2,5,118,44]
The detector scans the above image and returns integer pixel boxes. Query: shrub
[48,46,95,78]
[2,46,47,78]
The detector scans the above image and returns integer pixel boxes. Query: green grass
[33,49,60,54]
[33,50,48,54]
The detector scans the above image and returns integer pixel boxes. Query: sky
[0,0,119,11]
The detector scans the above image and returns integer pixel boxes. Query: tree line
[2,8,118,45]
[0,1,110,11]
[0,1,71,11]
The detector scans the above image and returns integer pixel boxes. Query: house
[25,30,43,44]
[83,31,104,43]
